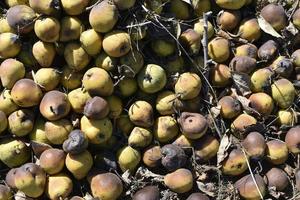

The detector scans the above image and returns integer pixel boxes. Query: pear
[161,144,187,171]
[0,138,30,167]
[63,129,88,154]
[133,186,160,200]
[0,17,15,33]
[218,96,241,119]
[216,0,246,9]
[8,109,35,136]
[46,173,73,200]
[128,127,153,148]
[242,132,266,159]
[61,0,89,15]
[80,116,113,144]
[180,29,201,55]
[175,72,202,100]
[178,112,208,139]
[238,18,261,42]
[285,126,300,154]
[80,29,102,56]
[0,33,21,58]
[65,150,93,179]
[60,66,83,90]
[118,78,138,97]
[0,184,12,200]
[164,168,193,193]
[95,52,118,71]
[235,174,266,200]
[117,146,141,172]
[29,118,50,144]
[82,67,114,96]
[84,96,109,119]
[208,37,230,63]
[40,148,65,175]
[34,16,60,42]
[128,100,154,128]
[102,30,131,57]
[235,43,257,58]
[271,78,295,109]
[117,114,134,136]
[60,16,84,42]
[249,92,274,116]
[151,39,175,57]
[0,90,19,115]
[106,95,123,119]
[170,0,190,19]
[68,88,92,114]
[222,148,248,176]
[265,168,289,191]
[90,173,123,200]
[89,0,119,33]
[258,40,278,61]
[5,0,28,7]
[64,42,91,71]
[142,146,162,168]
[120,50,144,77]
[35,68,60,91]
[29,0,60,15]
[156,90,177,115]
[45,119,73,145]
[217,10,241,31]
[14,163,46,198]
[32,40,56,67]
[193,0,211,16]
[261,4,287,31]
[210,64,231,87]
[0,58,25,89]
[231,114,257,137]
[0,111,7,134]
[266,139,288,165]
[137,64,167,94]
[154,116,178,143]
[40,90,71,121]
[194,134,220,162]
[250,68,273,92]
[194,19,214,39]
[277,109,296,126]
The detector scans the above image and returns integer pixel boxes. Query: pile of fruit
[0,0,300,199]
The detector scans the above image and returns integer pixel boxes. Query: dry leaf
[180,0,191,4]
[210,105,221,118]
[196,181,216,197]
[83,192,96,200]
[285,22,298,35]
[217,133,232,167]
[232,72,252,96]
[258,15,282,38]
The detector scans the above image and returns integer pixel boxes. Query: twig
[201,11,213,70]
[85,0,102,11]
[241,147,264,200]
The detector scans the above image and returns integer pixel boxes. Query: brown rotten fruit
[258,40,278,61]
[39,148,65,175]
[235,43,258,58]
[231,114,257,137]
[143,145,162,168]
[133,186,160,200]
[210,64,231,87]
[63,129,88,154]
[242,132,266,159]
[129,100,154,128]
[218,96,241,119]
[186,193,210,200]
[217,10,241,31]
[194,134,220,162]
[265,167,289,191]
[164,168,193,193]
[208,37,230,63]
[40,90,71,121]
[285,126,300,154]
[222,148,248,176]
[91,172,123,200]
[261,4,287,32]
[249,92,274,116]
[235,174,266,200]
[178,112,208,139]
[84,96,110,120]
[161,144,187,171]
[229,56,257,74]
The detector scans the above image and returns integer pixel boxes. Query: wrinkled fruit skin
[161,144,187,171]
[63,129,88,154]
[178,112,208,139]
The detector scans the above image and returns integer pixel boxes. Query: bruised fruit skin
[250,68,273,92]
[0,184,12,200]
[46,173,73,200]
[175,72,202,100]
[261,4,287,32]
[178,112,208,139]
[11,79,43,107]
[238,18,261,42]
[285,126,300,154]
[89,0,119,33]
[0,138,30,167]
[15,163,46,198]
[230,56,257,74]
[231,114,257,136]
[61,0,89,15]
[133,186,160,200]
[40,148,65,175]
[194,134,220,162]
[156,91,176,116]
[208,37,230,63]
[164,168,193,193]
[60,16,84,42]
[61,66,84,90]
[271,79,295,109]
[0,58,25,89]
[137,64,167,94]
[218,96,241,119]
[154,116,179,143]
[114,0,136,10]
[45,119,73,144]
[91,173,123,200]
[68,88,92,114]
[266,140,288,165]
[180,29,201,55]
[271,56,293,78]
[0,33,21,58]
[0,90,19,115]
[143,146,162,168]
[8,109,35,136]
[80,29,102,56]
[217,10,241,31]
[39,90,71,121]
[84,96,109,120]
[66,150,93,179]
[103,30,131,57]
[161,144,187,171]
[128,127,153,148]
[265,168,289,191]
[63,129,88,154]
[64,42,91,71]
[32,40,56,67]
[82,67,114,96]
[235,174,266,200]
[235,43,258,58]
[29,0,60,15]
[151,40,176,57]
[258,40,278,61]
[34,17,60,42]
[120,50,144,77]
[194,19,214,39]
[0,111,7,134]
[6,5,36,34]
[80,116,112,144]
[35,68,60,91]
[216,0,246,10]
[210,64,231,87]
[186,193,209,200]
[129,100,154,128]
[249,92,274,116]
[242,132,266,159]
[117,146,141,172]
[222,148,248,176]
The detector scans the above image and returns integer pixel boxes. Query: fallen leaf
[232,72,252,96]
[196,181,216,197]
[258,15,282,38]
[217,133,232,167]
[285,22,298,36]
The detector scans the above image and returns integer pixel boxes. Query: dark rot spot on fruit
[63,129,88,154]
[161,144,187,171]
